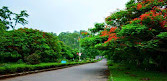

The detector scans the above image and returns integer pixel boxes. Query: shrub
[26,53,40,65]
[17,59,24,64]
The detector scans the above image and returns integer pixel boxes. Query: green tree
[0,28,62,63]
[89,23,105,34]
[83,0,167,71]
[58,31,80,49]
[0,6,29,30]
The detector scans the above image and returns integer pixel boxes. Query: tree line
[0,6,98,64]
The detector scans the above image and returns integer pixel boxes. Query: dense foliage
[0,28,60,62]
[81,0,167,71]
[80,36,107,58]
[58,30,100,59]
[0,27,83,63]
[58,31,80,49]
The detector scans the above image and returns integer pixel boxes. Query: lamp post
[78,32,82,61]
[79,37,81,61]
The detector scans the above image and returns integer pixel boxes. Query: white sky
[0,0,129,34]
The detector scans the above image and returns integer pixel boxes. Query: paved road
[0,59,108,81]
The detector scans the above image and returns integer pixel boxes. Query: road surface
[0,59,108,81]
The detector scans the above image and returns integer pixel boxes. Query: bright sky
[0,0,129,34]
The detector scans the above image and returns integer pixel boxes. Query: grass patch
[108,61,167,81]
[0,60,100,75]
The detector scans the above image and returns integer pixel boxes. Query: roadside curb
[0,62,97,80]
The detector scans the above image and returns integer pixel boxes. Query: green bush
[17,59,24,64]
[26,53,40,65]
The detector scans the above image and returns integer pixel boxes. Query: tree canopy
[81,0,167,71]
